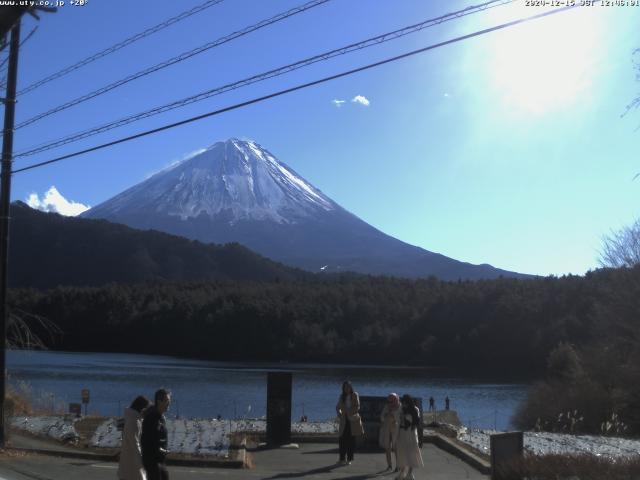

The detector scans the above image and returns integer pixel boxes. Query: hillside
[9,201,304,288]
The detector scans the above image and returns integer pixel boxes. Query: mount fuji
[82,139,527,280]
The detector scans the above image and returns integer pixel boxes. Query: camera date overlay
[524,0,639,6]
[0,0,87,7]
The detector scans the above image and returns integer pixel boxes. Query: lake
[7,350,529,430]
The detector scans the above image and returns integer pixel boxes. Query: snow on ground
[89,418,338,457]
[10,415,337,457]
[16,415,639,459]
[10,416,79,443]
[459,429,640,458]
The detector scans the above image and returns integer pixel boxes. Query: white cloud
[332,99,346,108]
[26,186,90,217]
[146,147,207,179]
[351,95,370,106]
[168,147,207,170]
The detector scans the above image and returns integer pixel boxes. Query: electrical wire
[12,3,578,175]
[13,0,331,130]
[0,26,38,89]
[14,0,517,158]
[16,0,227,96]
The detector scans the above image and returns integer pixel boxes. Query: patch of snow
[15,414,640,460]
[87,417,337,457]
[11,415,79,443]
[91,417,120,448]
[459,429,640,458]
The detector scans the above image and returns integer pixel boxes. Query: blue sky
[7,0,640,276]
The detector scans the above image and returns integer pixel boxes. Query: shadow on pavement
[261,463,390,480]
[261,463,340,479]
[301,447,339,454]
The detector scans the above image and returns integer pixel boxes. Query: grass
[5,386,33,418]
[498,453,640,480]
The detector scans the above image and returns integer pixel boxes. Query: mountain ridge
[82,139,532,280]
[9,201,305,288]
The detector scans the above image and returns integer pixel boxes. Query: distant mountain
[9,201,303,289]
[82,138,530,280]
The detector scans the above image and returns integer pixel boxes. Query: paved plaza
[0,441,488,480]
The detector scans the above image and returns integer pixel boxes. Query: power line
[0,26,38,89]
[15,0,516,158]
[12,3,578,175]
[13,0,331,130]
[16,0,226,96]
[0,25,37,70]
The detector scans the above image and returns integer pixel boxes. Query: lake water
[7,350,529,430]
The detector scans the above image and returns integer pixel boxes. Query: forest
[7,265,637,371]
[9,263,640,434]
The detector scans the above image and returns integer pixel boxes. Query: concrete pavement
[0,442,488,480]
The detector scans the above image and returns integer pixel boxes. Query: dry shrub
[513,342,640,435]
[498,454,640,480]
[5,386,33,418]
[513,379,611,434]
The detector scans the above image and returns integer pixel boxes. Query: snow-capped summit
[86,139,334,224]
[83,139,528,280]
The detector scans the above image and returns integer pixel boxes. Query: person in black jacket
[141,389,171,480]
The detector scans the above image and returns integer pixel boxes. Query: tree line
[8,265,639,373]
[9,265,640,434]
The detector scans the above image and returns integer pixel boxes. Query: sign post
[69,403,81,417]
[490,431,524,480]
[81,389,90,417]
[266,372,292,446]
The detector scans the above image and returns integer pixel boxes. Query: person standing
[428,396,435,411]
[335,381,362,465]
[141,389,171,480]
[445,396,450,411]
[118,395,150,480]
[395,394,423,480]
[379,393,400,471]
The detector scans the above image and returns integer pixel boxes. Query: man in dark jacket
[141,389,171,480]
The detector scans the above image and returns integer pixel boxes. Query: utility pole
[0,19,21,448]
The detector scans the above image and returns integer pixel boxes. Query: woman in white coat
[118,395,150,480]
[379,393,400,470]
[395,394,423,480]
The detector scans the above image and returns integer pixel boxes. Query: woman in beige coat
[335,381,361,465]
[379,393,400,470]
[118,395,150,480]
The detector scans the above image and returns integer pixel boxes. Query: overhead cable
[12,3,578,175]
[13,0,331,130]
[17,0,227,96]
[0,26,38,89]
[15,0,516,158]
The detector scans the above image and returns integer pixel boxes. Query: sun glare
[486,5,604,114]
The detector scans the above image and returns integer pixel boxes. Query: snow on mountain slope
[86,139,334,224]
[82,138,530,280]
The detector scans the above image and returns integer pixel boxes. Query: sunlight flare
[486,5,604,114]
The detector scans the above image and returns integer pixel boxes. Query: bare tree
[623,48,640,118]
[7,308,61,349]
[600,218,640,268]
